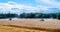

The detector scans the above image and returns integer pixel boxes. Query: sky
[0,0,60,14]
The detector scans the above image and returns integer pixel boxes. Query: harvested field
[0,25,47,32]
[0,18,60,32]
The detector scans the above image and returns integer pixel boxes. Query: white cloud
[37,6,50,11]
[0,1,58,14]
[0,1,40,14]
[36,0,60,8]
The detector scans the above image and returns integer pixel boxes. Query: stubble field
[0,18,60,32]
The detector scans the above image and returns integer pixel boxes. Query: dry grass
[0,18,60,32]
[0,25,60,32]
[0,25,47,32]
[3,25,60,32]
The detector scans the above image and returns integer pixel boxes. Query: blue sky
[0,0,60,14]
[0,0,36,4]
[0,0,38,6]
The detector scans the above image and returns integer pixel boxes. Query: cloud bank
[36,0,60,8]
[0,1,38,14]
[0,0,60,14]
[0,1,50,14]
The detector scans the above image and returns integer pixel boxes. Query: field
[0,18,60,32]
[0,25,47,32]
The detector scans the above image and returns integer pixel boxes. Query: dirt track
[0,18,60,29]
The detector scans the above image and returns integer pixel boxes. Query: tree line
[0,13,17,18]
[0,13,60,19]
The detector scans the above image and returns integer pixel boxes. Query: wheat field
[0,18,60,32]
[0,25,48,32]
